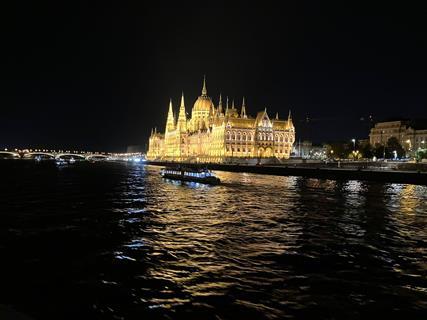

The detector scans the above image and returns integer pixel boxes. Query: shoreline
[147,161,427,186]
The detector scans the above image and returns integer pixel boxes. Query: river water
[0,161,426,319]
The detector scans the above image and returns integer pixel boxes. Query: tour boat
[160,166,220,185]
[55,158,67,166]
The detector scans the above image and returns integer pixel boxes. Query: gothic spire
[275,112,279,120]
[287,109,294,128]
[177,92,187,132]
[218,93,223,114]
[165,98,175,132]
[240,97,247,118]
[180,91,185,107]
[202,75,207,96]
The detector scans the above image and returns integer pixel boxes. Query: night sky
[4,2,427,152]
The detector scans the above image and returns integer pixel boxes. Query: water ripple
[0,162,426,319]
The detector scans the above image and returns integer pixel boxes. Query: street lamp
[351,138,356,151]
[352,150,359,160]
[406,139,411,150]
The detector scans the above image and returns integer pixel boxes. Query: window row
[226,131,290,142]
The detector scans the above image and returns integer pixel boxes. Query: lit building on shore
[369,120,427,154]
[147,78,295,163]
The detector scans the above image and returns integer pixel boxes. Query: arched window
[226,131,230,140]
[237,133,241,141]
[243,132,247,141]
[275,134,278,142]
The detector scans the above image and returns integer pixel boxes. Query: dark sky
[3,1,427,151]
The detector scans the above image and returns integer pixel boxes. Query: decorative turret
[275,112,279,120]
[240,97,247,118]
[218,94,223,115]
[177,92,187,132]
[202,75,207,97]
[165,99,175,133]
[224,98,238,118]
[287,110,294,129]
[225,96,229,113]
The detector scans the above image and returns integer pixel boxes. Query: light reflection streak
[106,165,427,318]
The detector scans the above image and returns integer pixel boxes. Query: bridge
[0,149,146,161]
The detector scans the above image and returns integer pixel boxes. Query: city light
[147,78,295,163]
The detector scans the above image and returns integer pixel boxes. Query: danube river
[1,161,426,319]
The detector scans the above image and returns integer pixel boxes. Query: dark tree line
[326,137,406,159]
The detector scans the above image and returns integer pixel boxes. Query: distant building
[369,120,427,153]
[126,145,143,153]
[293,140,327,159]
[147,77,295,163]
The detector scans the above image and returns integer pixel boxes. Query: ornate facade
[147,78,295,163]
[369,120,427,154]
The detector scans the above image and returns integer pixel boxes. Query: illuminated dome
[193,77,214,112]
[193,96,214,111]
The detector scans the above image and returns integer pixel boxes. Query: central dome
[193,95,214,112]
[192,76,214,112]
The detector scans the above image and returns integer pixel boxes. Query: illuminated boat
[55,158,67,166]
[160,166,220,185]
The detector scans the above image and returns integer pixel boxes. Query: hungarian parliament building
[147,78,295,163]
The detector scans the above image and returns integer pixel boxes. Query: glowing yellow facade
[147,78,295,163]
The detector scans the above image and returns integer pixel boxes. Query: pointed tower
[202,75,207,97]
[177,92,187,132]
[275,112,279,120]
[218,94,223,115]
[165,99,175,133]
[232,99,235,109]
[287,109,294,129]
[240,97,247,118]
[225,96,229,114]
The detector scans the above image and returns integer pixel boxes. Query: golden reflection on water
[398,184,424,215]
[117,165,427,315]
